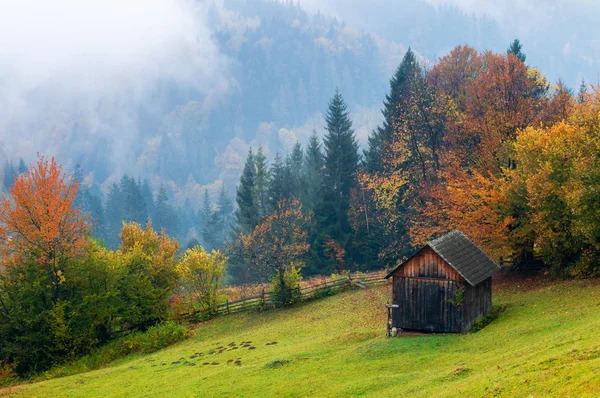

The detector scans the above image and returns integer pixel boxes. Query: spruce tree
[254,147,270,218]
[322,89,360,244]
[268,153,288,209]
[82,186,106,241]
[304,130,324,213]
[303,130,326,275]
[365,48,421,172]
[507,39,526,63]
[141,179,155,221]
[199,189,212,228]
[154,184,178,237]
[577,78,588,104]
[199,189,218,251]
[3,161,15,190]
[287,142,304,200]
[235,148,258,233]
[120,176,148,226]
[17,158,27,175]
[104,182,125,248]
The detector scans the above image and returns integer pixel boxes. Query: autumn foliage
[240,200,310,306]
[0,156,89,295]
[361,44,600,276]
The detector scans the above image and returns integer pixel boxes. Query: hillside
[6,276,600,397]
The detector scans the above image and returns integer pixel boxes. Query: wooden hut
[385,230,499,333]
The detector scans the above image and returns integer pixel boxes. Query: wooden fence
[182,271,391,321]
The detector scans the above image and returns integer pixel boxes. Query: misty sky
[1,0,598,185]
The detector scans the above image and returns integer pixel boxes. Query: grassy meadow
[4,275,600,397]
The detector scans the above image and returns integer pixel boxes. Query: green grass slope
[5,277,600,397]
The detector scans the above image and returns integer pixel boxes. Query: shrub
[270,267,302,307]
[0,360,17,387]
[177,247,227,316]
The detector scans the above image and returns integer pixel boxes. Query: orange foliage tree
[0,156,89,300]
[240,199,310,306]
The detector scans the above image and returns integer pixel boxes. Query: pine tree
[287,142,304,200]
[199,189,212,228]
[254,146,270,218]
[104,182,125,248]
[303,130,326,275]
[235,149,258,233]
[304,130,324,213]
[141,179,155,221]
[17,158,27,175]
[154,184,178,237]
[199,189,218,251]
[507,39,526,63]
[577,78,588,104]
[365,48,421,172]
[81,186,105,241]
[120,176,148,226]
[3,161,16,190]
[268,153,288,209]
[322,89,360,244]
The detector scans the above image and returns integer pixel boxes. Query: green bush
[270,267,302,307]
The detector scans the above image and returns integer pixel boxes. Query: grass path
[4,276,600,397]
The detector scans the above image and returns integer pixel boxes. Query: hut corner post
[386,304,399,336]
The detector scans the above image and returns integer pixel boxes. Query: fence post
[226,299,230,314]
[260,288,265,310]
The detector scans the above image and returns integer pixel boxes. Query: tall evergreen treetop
[304,130,324,213]
[323,89,359,193]
[507,39,526,63]
[254,146,270,218]
[235,148,258,233]
[288,142,304,200]
[268,153,288,210]
[365,48,422,172]
[217,183,234,219]
[154,184,178,237]
[322,89,359,241]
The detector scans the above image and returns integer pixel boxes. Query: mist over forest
[1,0,598,251]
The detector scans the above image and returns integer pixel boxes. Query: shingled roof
[385,230,500,286]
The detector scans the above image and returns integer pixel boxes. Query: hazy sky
[0,0,229,173]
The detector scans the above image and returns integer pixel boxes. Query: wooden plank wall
[393,246,462,281]
[461,277,492,332]
[391,246,492,333]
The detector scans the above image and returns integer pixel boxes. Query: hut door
[395,277,446,332]
[419,281,444,331]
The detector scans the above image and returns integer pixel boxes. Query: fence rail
[182,271,391,321]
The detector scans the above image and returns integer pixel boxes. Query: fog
[0,0,227,177]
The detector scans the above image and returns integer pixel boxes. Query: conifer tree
[507,39,526,63]
[199,189,218,250]
[287,142,304,200]
[365,48,421,172]
[3,161,16,190]
[141,179,155,221]
[303,130,324,214]
[235,148,258,233]
[120,176,148,226]
[268,153,288,209]
[104,182,125,248]
[17,158,27,175]
[322,89,360,244]
[154,184,178,237]
[254,147,270,218]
